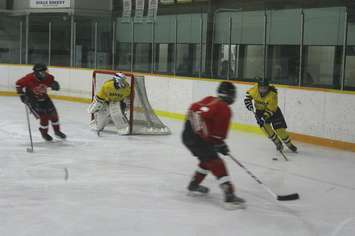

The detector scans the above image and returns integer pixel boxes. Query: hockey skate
[286,143,297,153]
[54,130,67,140]
[117,126,129,135]
[275,140,284,152]
[224,193,246,210]
[39,128,53,141]
[187,181,209,196]
[97,128,103,137]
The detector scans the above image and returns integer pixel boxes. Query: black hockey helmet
[256,76,270,96]
[33,63,48,72]
[33,63,48,80]
[217,81,236,105]
[256,76,270,87]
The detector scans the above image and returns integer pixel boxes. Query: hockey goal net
[92,70,171,135]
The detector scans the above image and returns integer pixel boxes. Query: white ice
[1,96,355,236]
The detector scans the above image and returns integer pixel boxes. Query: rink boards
[0,64,354,151]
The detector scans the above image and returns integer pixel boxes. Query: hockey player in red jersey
[16,63,66,141]
[182,81,245,209]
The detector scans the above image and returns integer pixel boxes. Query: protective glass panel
[51,14,71,66]
[267,45,300,85]
[28,14,50,64]
[0,14,23,64]
[97,18,112,69]
[154,43,174,73]
[302,46,341,88]
[74,16,95,68]
[133,43,151,72]
[240,45,264,80]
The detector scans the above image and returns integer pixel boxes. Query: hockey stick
[278,149,288,161]
[252,111,288,161]
[260,125,289,161]
[228,154,299,201]
[25,105,34,153]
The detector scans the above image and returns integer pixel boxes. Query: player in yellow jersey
[244,77,297,153]
[88,73,131,135]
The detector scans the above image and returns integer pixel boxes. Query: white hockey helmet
[113,72,127,89]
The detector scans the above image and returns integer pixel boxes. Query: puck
[272,158,278,161]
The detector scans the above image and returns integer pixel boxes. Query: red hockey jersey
[187,96,232,144]
[16,73,54,100]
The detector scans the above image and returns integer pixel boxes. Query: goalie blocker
[89,71,171,135]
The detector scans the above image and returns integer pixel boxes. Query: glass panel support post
[263,10,268,78]
[298,9,304,87]
[210,12,216,78]
[19,21,23,64]
[174,15,178,76]
[94,22,98,69]
[235,44,240,79]
[130,20,134,72]
[112,20,116,70]
[340,9,348,90]
[199,14,203,78]
[48,21,52,66]
[70,14,75,67]
[25,13,29,64]
[228,16,232,80]
[151,21,155,74]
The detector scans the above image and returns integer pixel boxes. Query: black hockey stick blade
[277,193,300,201]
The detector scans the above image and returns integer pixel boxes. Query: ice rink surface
[1,96,355,236]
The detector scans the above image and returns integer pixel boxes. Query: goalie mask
[113,73,127,89]
[217,81,236,105]
[33,63,48,80]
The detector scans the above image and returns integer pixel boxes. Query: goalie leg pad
[109,102,129,133]
[94,107,110,131]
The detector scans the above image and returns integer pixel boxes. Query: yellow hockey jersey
[96,79,131,103]
[246,84,278,118]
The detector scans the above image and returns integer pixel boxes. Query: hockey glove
[262,110,273,121]
[19,94,30,104]
[255,115,265,127]
[51,81,60,91]
[214,142,230,155]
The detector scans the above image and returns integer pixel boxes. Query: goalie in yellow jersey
[244,77,297,153]
[88,72,131,135]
